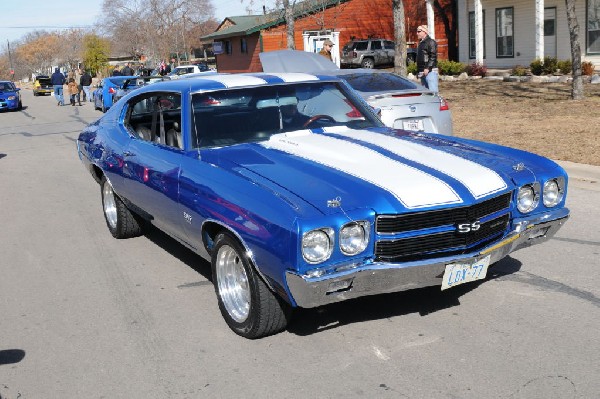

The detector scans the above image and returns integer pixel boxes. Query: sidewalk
[556,160,600,191]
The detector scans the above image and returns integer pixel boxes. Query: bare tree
[392,0,408,76]
[282,0,296,49]
[100,0,216,66]
[565,0,584,100]
[14,33,62,76]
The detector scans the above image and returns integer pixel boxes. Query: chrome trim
[286,208,569,308]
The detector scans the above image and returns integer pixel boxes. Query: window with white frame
[469,11,486,59]
[496,7,514,57]
[588,0,600,53]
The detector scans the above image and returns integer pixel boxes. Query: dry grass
[440,79,600,166]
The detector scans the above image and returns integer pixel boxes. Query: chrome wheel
[102,182,118,230]
[216,244,250,323]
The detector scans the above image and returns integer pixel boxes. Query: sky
[0,0,276,46]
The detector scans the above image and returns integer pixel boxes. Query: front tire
[212,232,291,339]
[101,176,143,239]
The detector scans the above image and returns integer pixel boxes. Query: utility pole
[7,39,15,81]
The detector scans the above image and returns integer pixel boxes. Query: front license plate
[402,119,424,131]
[441,255,491,290]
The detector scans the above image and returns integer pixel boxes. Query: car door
[384,40,396,64]
[370,40,383,65]
[119,92,185,237]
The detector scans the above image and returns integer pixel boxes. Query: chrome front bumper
[286,208,570,308]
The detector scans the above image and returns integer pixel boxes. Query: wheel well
[90,165,104,185]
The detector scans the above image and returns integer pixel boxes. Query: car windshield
[338,73,419,92]
[0,82,14,91]
[191,81,382,148]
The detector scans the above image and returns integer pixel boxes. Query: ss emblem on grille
[457,221,481,233]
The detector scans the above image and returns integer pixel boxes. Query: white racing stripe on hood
[262,132,462,209]
[204,75,267,88]
[331,129,507,199]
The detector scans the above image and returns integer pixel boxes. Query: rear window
[38,78,52,84]
[337,73,418,92]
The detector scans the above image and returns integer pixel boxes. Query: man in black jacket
[80,70,93,102]
[51,68,66,106]
[416,25,439,93]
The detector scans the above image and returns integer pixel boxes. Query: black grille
[375,214,510,261]
[374,192,513,262]
[376,192,512,234]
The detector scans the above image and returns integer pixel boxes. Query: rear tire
[212,232,291,339]
[361,57,375,69]
[101,176,143,239]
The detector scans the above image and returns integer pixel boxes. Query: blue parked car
[93,76,137,113]
[77,73,570,338]
[0,80,22,111]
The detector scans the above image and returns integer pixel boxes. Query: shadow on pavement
[288,256,523,336]
[0,349,25,366]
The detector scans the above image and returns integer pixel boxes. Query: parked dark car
[77,73,570,339]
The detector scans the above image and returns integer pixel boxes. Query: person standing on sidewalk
[416,25,439,93]
[318,39,334,61]
[80,70,93,102]
[51,68,66,106]
[121,62,134,76]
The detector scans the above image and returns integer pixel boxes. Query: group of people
[50,68,93,106]
[316,24,439,93]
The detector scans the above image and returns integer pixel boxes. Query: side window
[125,93,183,149]
[384,41,395,50]
[371,41,382,50]
[355,42,368,51]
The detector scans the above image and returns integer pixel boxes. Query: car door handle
[123,151,136,157]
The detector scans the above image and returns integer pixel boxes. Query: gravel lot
[439,78,600,166]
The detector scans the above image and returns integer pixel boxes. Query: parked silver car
[341,38,417,68]
[260,50,453,135]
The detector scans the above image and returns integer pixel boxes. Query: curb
[556,160,600,191]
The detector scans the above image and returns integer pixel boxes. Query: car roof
[124,72,340,98]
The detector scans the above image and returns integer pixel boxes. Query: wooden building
[201,0,456,73]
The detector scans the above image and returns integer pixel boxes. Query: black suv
[340,39,416,68]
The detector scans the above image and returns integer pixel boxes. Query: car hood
[203,128,563,216]
[260,49,339,73]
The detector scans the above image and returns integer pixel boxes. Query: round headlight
[339,221,369,255]
[517,185,539,213]
[543,179,563,207]
[302,228,333,264]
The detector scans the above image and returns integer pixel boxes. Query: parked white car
[260,50,453,135]
[168,64,215,79]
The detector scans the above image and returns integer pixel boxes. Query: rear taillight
[352,51,357,58]
[439,96,449,111]
[108,87,116,94]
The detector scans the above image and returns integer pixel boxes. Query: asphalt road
[1,89,599,399]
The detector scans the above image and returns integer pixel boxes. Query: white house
[457,0,600,68]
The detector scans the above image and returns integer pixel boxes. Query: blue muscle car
[77,73,569,338]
